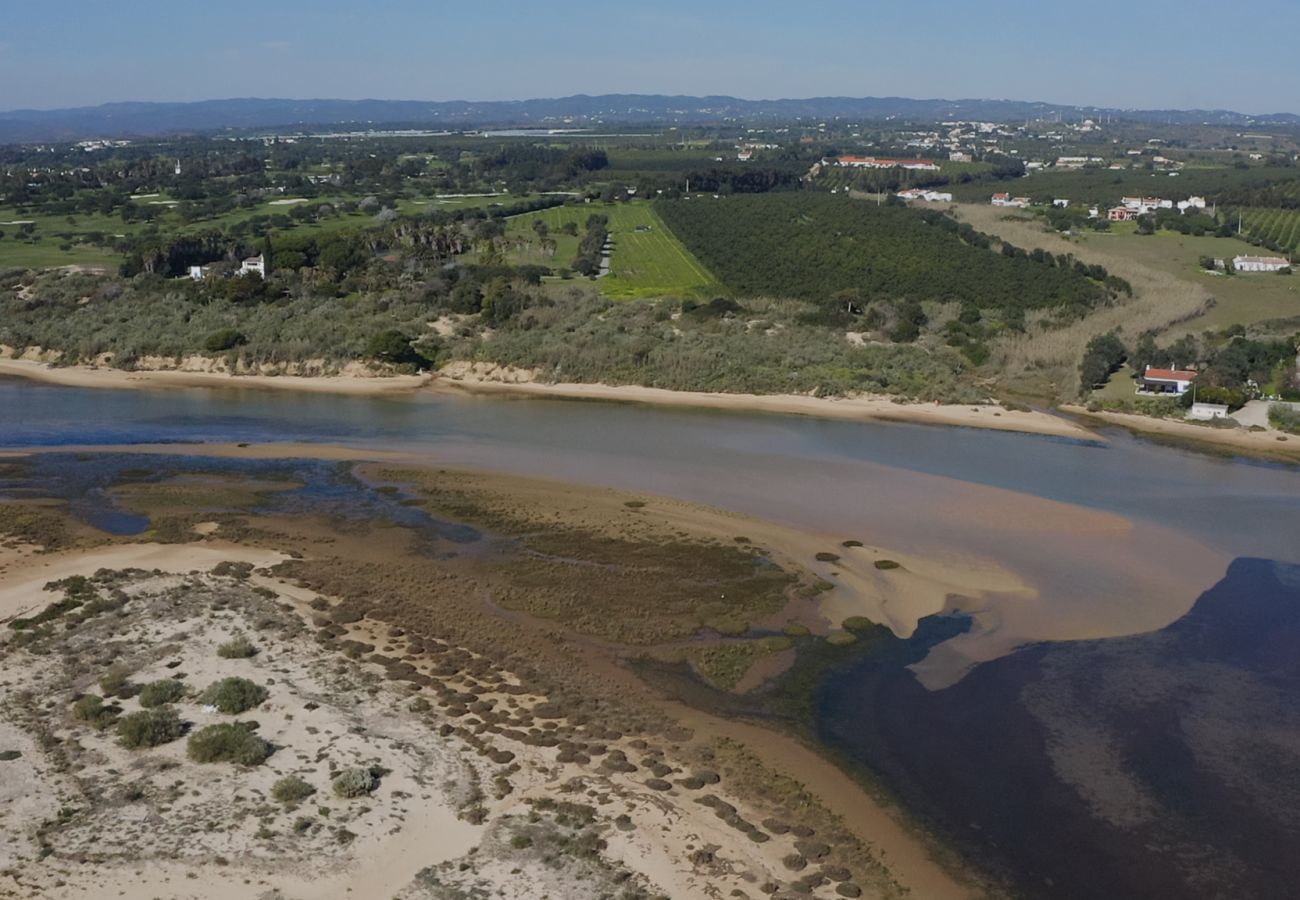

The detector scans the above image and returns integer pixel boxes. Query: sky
[2,0,1298,114]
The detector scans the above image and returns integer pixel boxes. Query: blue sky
[2,0,1297,113]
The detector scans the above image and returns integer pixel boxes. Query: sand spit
[435,362,1098,440]
[1063,405,1300,464]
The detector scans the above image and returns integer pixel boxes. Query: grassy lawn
[505,200,721,299]
[1073,230,1300,333]
[0,238,120,270]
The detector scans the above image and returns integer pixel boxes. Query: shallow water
[3,378,1300,897]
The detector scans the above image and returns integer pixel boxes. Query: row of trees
[657,193,1120,327]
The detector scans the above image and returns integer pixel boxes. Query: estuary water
[3,376,1300,898]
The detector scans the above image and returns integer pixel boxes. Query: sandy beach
[0,357,431,395]
[0,353,1099,440]
[1063,405,1300,463]
[433,363,1098,439]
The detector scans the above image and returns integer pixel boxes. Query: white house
[948,151,970,162]
[1053,198,1070,208]
[1138,366,1197,395]
[238,254,266,279]
[835,155,940,171]
[1233,255,1290,273]
[1177,196,1208,212]
[898,188,953,203]
[991,192,1031,208]
[1187,402,1230,421]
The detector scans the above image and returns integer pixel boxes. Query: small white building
[1053,198,1070,208]
[897,188,953,203]
[238,254,266,279]
[1233,255,1290,273]
[1187,402,1230,421]
[991,192,1031,208]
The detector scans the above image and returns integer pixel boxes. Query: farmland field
[508,201,721,299]
[1233,207,1300,257]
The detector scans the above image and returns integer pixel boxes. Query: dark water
[4,378,1300,898]
[0,452,483,544]
[818,559,1300,900]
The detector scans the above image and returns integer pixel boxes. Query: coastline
[0,357,431,396]
[0,354,1098,440]
[432,369,1098,440]
[1062,405,1300,464]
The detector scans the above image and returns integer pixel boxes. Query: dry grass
[952,205,1214,400]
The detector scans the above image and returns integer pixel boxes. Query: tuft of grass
[216,633,257,659]
[825,631,858,647]
[332,767,378,798]
[272,774,317,806]
[814,552,841,563]
[873,559,901,570]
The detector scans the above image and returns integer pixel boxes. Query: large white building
[834,155,940,171]
[1233,255,1291,273]
[897,188,953,203]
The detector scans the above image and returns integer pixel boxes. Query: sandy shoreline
[433,371,1098,439]
[0,357,431,395]
[0,355,1098,440]
[1063,405,1300,463]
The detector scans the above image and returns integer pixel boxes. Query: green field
[1073,229,1300,333]
[1233,207,1300,257]
[507,201,721,299]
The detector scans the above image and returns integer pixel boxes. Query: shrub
[188,723,272,765]
[873,559,901,570]
[332,767,377,798]
[272,775,317,806]
[202,328,246,353]
[138,679,186,708]
[98,667,132,697]
[201,677,268,714]
[72,694,116,729]
[117,706,184,749]
[217,634,256,659]
[1269,403,1300,435]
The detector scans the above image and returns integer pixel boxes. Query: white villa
[1233,255,1290,273]
[238,255,267,278]
[991,192,1031,208]
[1138,366,1198,395]
[897,188,953,203]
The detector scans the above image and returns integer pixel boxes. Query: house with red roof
[1138,366,1197,395]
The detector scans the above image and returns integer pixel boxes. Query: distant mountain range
[2,94,1298,143]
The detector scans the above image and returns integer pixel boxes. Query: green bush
[272,774,317,806]
[138,679,186,708]
[200,677,268,714]
[332,767,377,798]
[71,694,116,729]
[1269,403,1300,435]
[117,706,184,749]
[217,634,256,659]
[98,667,132,697]
[202,328,246,353]
[187,723,272,765]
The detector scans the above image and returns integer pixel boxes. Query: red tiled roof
[1142,367,1197,381]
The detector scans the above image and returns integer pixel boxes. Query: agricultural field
[950,164,1300,206]
[1232,207,1300,258]
[506,200,722,299]
[1072,229,1300,334]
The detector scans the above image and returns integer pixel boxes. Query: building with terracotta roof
[1138,366,1197,395]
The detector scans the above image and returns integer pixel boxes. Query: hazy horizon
[3,0,1298,116]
